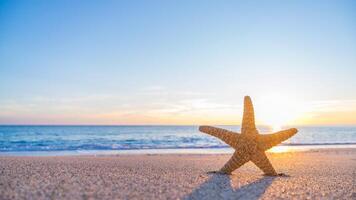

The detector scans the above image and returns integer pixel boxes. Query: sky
[0,0,355,126]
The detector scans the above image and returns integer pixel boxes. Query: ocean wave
[1,125,356,152]
[1,142,356,152]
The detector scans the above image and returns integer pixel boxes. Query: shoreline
[1,148,355,199]
[1,144,356,156]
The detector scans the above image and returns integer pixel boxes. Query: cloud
[308,99,356,112]
[1,91,356,125]
[0,88,236,124]
[291,99,356,125]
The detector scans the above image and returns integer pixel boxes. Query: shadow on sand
[184,173,280,200]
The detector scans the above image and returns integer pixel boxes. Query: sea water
[0,125,355,155]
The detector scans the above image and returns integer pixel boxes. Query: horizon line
[1,124,356,127]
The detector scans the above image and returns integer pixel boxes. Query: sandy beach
[0,148,355,200]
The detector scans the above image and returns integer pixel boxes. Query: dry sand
[0,148,355,200]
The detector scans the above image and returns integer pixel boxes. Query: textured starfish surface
[199,96,298,176]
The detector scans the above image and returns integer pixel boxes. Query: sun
[268,145,291,153]
[254,93,306,131]
[272,124,282,132]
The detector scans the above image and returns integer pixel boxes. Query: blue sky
[0,0,355,125]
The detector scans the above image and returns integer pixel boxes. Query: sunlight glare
[272,124,282,132]
[255,93,307,130]
[268,145,291,153]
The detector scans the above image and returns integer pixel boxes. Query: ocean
[0,125,355,155]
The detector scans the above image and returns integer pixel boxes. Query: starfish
[199,96,298,176]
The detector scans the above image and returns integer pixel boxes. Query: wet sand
[0,148,355,199]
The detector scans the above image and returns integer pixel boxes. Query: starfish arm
[257,128,298,151]
[199,126,241,147]
[241,96,257,134]
[250,150,277,175]
[220,150,250,174]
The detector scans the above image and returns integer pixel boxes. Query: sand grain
[0,149,355,199]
